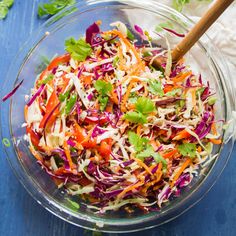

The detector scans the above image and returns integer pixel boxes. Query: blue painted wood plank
[0,1,235,236]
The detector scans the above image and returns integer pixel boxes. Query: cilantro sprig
[65,37,92,61]
[148,79,164,97]
[177,143,196,158]
[94,79,112,111]
[0,0,14,19]
[124,97,156,124]
[128,132,167,166]
[38,0,76,18]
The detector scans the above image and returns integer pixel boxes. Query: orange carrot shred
[170,158,191,188]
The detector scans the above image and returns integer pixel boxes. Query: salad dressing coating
[24,21,221,212]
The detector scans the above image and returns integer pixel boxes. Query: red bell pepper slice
[98,138,112,159]
[26,126,42,150]
[47,54,71,71]
[39,90,60,129]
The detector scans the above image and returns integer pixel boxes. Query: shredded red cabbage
[86,22,100,45]
[2,79,24,102]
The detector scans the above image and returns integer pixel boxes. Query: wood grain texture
[0,1,236,236]
[171,0,235,62]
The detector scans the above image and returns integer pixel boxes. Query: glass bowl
[1,0,235,233]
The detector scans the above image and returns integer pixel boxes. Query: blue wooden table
[0,1,236,236]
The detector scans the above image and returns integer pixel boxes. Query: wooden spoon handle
[172,0,234,62]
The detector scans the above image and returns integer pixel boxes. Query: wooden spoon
[149,0,234,68]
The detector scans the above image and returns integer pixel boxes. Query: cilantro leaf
[65,37,92,61]
[148,79,164,97]
[113,56,119,67]
[135,97,156,114]
[0,4,8,19]
[124,97,155,124]
[94,80,112,96]
[0,0,14,20]
[38,0,76,18]
[136,145,154,160]
[94,80,112,111]
[124,111,147,124]
[3,0,14,8]
[98,95,109,111]
[178,143,196,158]
[128,131,148,152]
[136,144,167,166]
[152,152,167,166]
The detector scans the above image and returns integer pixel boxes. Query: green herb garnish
[124,97,156,124]
[94,79,112,111]
[65,37,92,61]
[178,143,196,158]
[0,0,14,19]
[128,132,167,166]
[135,97,156,114]
[128,131,149,152]
[148,79,164,97]
[38,0,76,18]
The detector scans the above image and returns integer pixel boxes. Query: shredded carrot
[173,129,191,140]
[109,89,119,105]
[112,29,142,63]
[173,71,192,83]
[209,138,222,145]
[81,75,92,86]
[117,181,144,199]
[96,20,102,25]
[134,158,153,176]
[121,78,139,112]
[105,102,113,113]
[142,163,163,194]
[63,140,76,171]
[211,122,218,135]
[197,146,202,152]
[137,125,142,136]
[150,140,159,151]
[162,149,178,159]
[127,103,135,110]
[164,84,173,93]
[170,158,191,188]
[24,105,28,121]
